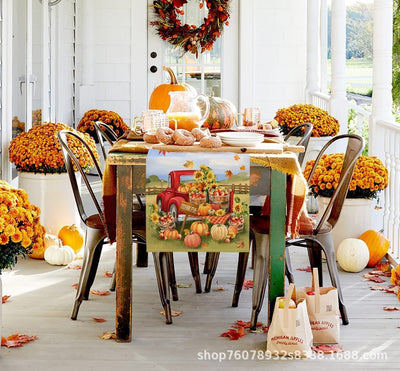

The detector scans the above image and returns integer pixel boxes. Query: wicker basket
[209,194,229,210]
[229,218,244,232]
[189,194,206,206]
[159,220,176,231]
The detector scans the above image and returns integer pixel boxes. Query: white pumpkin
[44,233,61,248]
[337,238,370,273]
[44,242,75,266]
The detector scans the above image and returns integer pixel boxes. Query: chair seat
[86,214,105,229]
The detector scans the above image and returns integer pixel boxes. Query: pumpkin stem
[163,66,178,85]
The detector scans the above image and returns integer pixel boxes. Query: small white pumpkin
[44,241,75,266]
[337,238,370,273]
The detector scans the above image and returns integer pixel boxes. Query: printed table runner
[146,149,250,252]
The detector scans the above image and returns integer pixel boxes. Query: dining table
[103,134,305,342]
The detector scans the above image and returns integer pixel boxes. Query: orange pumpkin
[149,67,196,113]
[184,232,202,248]
[177,184,188,193]
[190,221,209,236]
[228,225,238,238]
[359,230,390,267]
[58,224,84,254]
[164,228,181,240]
[197,203,212,216]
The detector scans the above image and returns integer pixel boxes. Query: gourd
[210,224,228,241]
[197,203,212,216]
[202,95,237,130]
[336,238,369,273]
[58,224,84,254]
[359,230,390,267]
[184,232,202,248]
[190,221,209,236]
[149,67,196,113]
[228,225,238,238]
[44,241,75,266]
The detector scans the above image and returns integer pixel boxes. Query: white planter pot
[318,197,374,255]
[18,172,81,235]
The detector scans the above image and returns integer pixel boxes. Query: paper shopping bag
[266,283,313,358]
[296,268,340,344]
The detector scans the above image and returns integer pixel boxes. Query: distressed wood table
[106,140,304,342]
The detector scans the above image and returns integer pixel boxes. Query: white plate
[220,138,264,147]
[217,132,264,141]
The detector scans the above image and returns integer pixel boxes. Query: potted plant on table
[303,153,389,252]
[8,123,99,247]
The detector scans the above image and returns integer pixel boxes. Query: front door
[147,0,239,110]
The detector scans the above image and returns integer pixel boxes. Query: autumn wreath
[151,0,231,56]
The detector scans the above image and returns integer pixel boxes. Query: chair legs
[204,253,220,292]
[188,252,202,293]
[167,252,179,301]
[152,252,172,324]
[250,231,270,330]
[232,252,249,307]
[71,226,107,320]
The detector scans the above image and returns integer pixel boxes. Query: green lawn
[327,58,373,96]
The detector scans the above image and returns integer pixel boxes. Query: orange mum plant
[390,264,400,302]
[0,180,45,272]
[77,109,129,141]
[9,123,99,174]
[304,154,389,199]
[274,104,340,137]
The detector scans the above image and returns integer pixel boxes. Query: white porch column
[320,0,328,94]
[370,0,394,157]
[306,0,320,102]
[329,0,347,133]
[78,0,95,120]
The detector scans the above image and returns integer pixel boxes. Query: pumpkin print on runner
[146,150,249,253]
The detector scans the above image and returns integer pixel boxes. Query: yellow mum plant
[0,180,45,272]
[77,109,129,141]
[9,123,99,174]
[304,153,389,199]
[274,104,340,137]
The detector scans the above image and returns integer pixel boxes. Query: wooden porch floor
[1,244,400,370]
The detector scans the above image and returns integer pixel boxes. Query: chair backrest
[305,134,364,234]
[94,121,118,160]
[284,123,313,166]
[57,130,104,225]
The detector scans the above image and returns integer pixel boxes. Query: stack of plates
[216,132,264,147]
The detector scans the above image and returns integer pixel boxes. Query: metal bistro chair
[245,133,364,329]
[202,123,314,295]
[284,122,313,167]
[58,130,173,323]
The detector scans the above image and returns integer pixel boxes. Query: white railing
[376,119,400,265]
[308,91,330,111]
[347,100,371,141]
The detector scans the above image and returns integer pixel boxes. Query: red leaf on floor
[362,273,385,283]
[232,320,265,329]
[67,264,82,270]
[213,287,226,292]
[370,285,387,291]
[72,283,78,289]
[383,306,400,311]
[242,280,253,290]
[90,290,110,296]
[385,285,399,294]
[2,295,10,303]
[369,270,385,276]
[375,261,390,272]
[297,266,312,272]
[220,327,246,340]
[104,271,113,278]
[1,334,38,348]
[92,317,106,322]
[262,326,268,333]
[312,344,343,354]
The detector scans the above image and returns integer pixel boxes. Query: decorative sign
[146,149,250,252]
